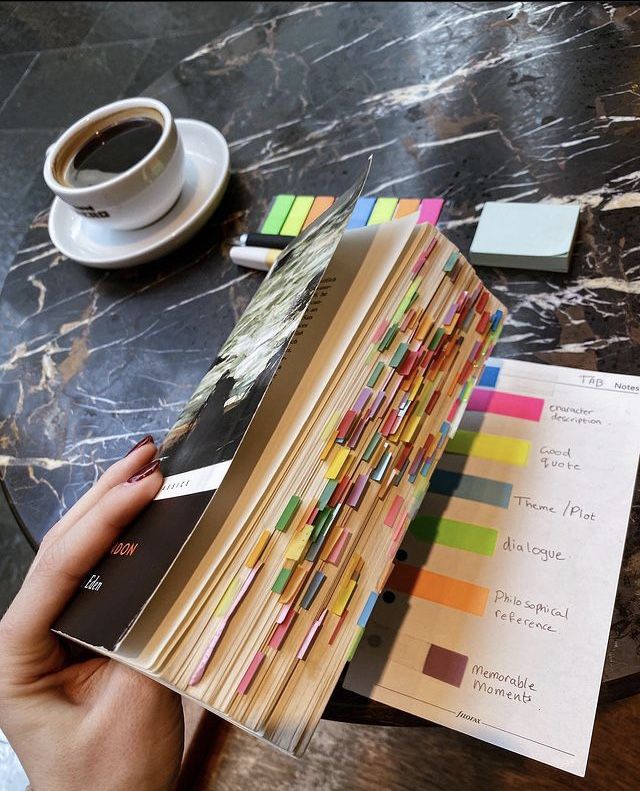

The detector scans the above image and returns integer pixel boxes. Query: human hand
[0,437,184,791]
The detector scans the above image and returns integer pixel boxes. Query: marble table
[1,2,640,719]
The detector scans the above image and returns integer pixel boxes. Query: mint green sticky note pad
[470,202,580,273]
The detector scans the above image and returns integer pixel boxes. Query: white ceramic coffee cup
[43,97,185,231]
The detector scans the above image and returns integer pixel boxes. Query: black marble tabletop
[1,1,640,716]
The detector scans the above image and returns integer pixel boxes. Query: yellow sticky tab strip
[321,411,341,443]
[330,579,357,616]
[285,524,314,561]
[401,414,422,443]
[446,430,531,466]
[213,575,242,617]
[245,530,270,568]
[327,446,351,479]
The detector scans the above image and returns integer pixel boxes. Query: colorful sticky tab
[394,198,421,218]
[327,446,351,479]
[446,430,531,466]
[367,197,399,225]
[429,469,513,508]
[479,364,501,388]
[300,570,326,609]
[357,591,379,628]
[387,564,489,616]
[409,514,498,556]
[418,198,444,225]
[302,195,335,229]
[423,644,468,687]
[285,524,314,561]
[261,194,295,234]
[330,579,357,616]
[347,197,376,229]
[275,495,302,532]
[280,195,315,236]
[237,651,265,695]
[468,388,544,422]
[272,567,293,594]
[245,530,271,568]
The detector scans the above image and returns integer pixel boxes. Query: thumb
[0,460,162,671]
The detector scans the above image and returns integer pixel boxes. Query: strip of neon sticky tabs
[429,469,512,508]
[446,430,530,466]
[260,194,296,234]
[409,515,498,556]
[468,388,544,422]
[347,196,376,228]
[417,198,444,225]
[387,564,489,616]
[237,651,265,694]
[280,195,315,235]
[367,197,399,225]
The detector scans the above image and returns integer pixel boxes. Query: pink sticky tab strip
[468,388,544,422]
[237,651,265,695]
[297,610,327,660]
[418,198,444,225]
[189,564,262,686]
[269,608,297,650]
[327,529,351,565]
[372,320,389,344]
[384,495,404,527]
[346,474,368,508]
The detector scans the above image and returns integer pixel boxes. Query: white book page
[345,358,640,776]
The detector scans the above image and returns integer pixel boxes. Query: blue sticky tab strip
[347,197,376,229]
[491,310,504,331]
[479,365,500,388]
[357,592,379,628]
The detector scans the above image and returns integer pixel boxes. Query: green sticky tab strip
[367,197,399,225]
[363,432,382,462]
[390,342,409,368]
[409,515,498,556]
[261,195,296,234]
[346,626,365,661]
[429,327,445,350]
[367,361,385,387]
[318,480,339,510]
[444,251,459,272]
[275,495,302,532]
[378,324,398,351]
[391,278,422,325]
[280,195,315,236]
[272,567,293,594]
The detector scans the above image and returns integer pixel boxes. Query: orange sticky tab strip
[302,195,335,228]
[245,530,270,568]
[393,198,421,218]
[387,564,489,616]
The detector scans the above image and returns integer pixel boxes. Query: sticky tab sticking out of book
[327,447,351,479]
[330,579,357,616]
[245,530,271,568]
[269,609,297,650]
[237,651,266,695]
[272,567,293,594]
[275,496,302,532]
[285,524,314,561]
[300,571,326,610]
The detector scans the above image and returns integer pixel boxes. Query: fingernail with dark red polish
[125,434,154,457]
[127,459,160,483]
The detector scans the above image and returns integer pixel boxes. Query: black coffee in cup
[64,116,163,188]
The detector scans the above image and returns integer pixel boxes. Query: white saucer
[48,119,230,269]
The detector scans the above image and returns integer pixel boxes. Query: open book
[54,165,505,755]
